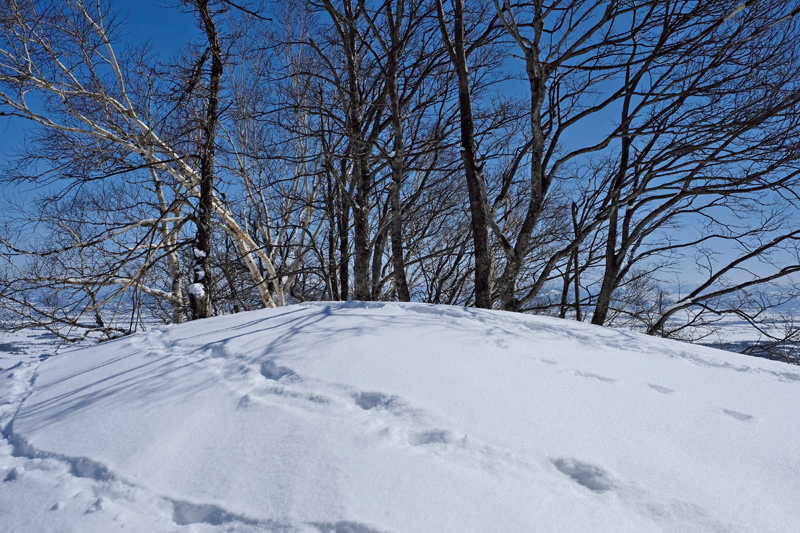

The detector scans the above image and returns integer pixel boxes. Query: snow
[662,299,690,314]
[0,328,78,370]
[1,302,799,532]
[187,283,205,299]
[193,248,207,259]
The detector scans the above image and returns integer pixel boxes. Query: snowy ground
[0,327,76,370]
[1,302,799,532]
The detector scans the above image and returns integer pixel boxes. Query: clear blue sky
[119,1,198,54]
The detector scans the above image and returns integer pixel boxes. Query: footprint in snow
[3,466,23,482]
[407,429,455,446]
[574,371,616,383]
[723,409,754,422]
[354,391,395,410]
[552,458,614,493]
[243,385,331,407]
[647,383,674,394]
[259,360,295,381]
[172,500,254,527]
[206,342,231,359]
[236,394,256,410]
[85,496,107,514]
[312,521,387,533]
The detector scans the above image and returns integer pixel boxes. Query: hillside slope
[2,302,799,532]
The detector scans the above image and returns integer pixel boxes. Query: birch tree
[0,0,286,334]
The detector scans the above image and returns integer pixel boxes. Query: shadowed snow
[1,302,799,532]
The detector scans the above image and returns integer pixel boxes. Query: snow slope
[1,302,799,532]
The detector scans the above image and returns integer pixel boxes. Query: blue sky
[0,1,197,172]
[120,1,197,52]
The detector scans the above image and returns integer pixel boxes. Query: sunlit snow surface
[1,302,799,532]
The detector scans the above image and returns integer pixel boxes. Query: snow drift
[2,302,799,532]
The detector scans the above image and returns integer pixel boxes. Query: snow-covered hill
[1,302,799,532]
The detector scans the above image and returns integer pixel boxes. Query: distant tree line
[1,0,799,363]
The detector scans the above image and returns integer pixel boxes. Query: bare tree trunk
[336,1,372,302]
[592,212,622,325]
[151,168,185,323]
[436,0,492,308]
[385,0,412,302]
[325,169,341,300]
[189,0,222,320]
[558,266,571,319]
[571,203,583,322]
[591,42,640,326]
[339,159,351,300]
[371,224,387,300]
[352,152,372,301]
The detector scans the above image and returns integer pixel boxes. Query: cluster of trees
[1,0,799,363]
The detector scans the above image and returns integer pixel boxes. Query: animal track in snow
[171,500,259,527]
[241,386,331,408]
[407,429,455,446]
[7,429,115,482]
[85,496,107,514]
[647,383,674,394]
[171,498,360,531]
[4,390,292,531]
[552,458,613,493]
[723,409,754,421]
[494,337,509,349]
[354,391,395,411]
[4,465,23,482]
[311,520,389,533]
[574,371,616,383]
[259,360,295,381]
[236,394,256,410]
[205,342,232,359]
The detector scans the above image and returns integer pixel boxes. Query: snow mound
[2,302,799,532]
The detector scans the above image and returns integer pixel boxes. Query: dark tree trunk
[386,0,411,302]
[371,224,387,300]
[190,0,222,320]
[352,149,372,301]
[326,169,340,301]
[338,159,351,300]
[338,1,372,302]
[437,0,492,308]
[592,66,636,326]
[571,203,583,321]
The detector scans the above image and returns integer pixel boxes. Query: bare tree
[0,0,287,336]
[3,0,800,365]
[186,0,224,319]
[434,0,499,308]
